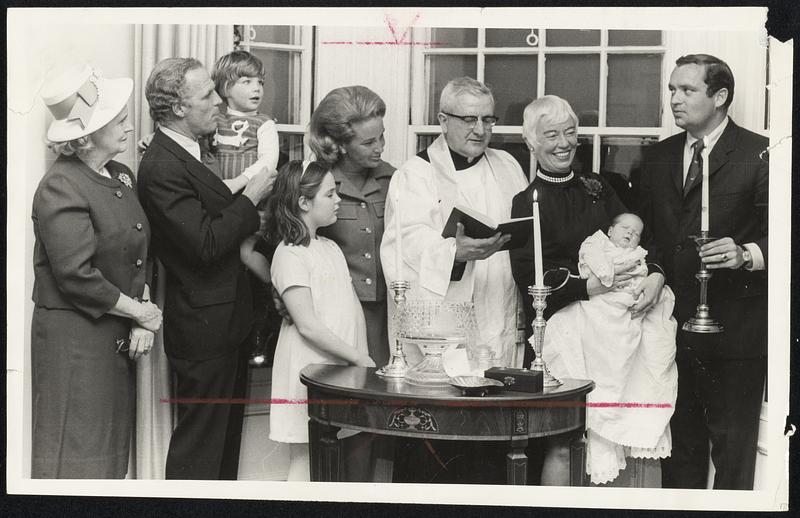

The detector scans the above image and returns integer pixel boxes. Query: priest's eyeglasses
[442,112,499,129]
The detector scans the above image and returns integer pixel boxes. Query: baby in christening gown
[541,213,678,485]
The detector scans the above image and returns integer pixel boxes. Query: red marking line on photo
[320,41,445,47]
[160,398,671,409]
[320,12,443,47]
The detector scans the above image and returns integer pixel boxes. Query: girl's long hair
[265,160,330,246]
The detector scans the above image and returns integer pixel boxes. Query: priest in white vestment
[380,77,528,368]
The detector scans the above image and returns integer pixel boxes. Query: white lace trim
[586,428,672,485]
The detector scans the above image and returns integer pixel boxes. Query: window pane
[490,134,530,179]
[571,136,594,175]
[426,55,478,124]
[607,54,662,127]
[485,55,537,126]
[545,54,600,126]
[600,136,658,209]
[486,29,539,48]
[279,133,306,164]
[608,30,661,46]
[430,28,477,48]
[250,48,301,124]
[233,25,244,48]
[248,25,296,45]
[546,29,600,47]
[416,134,437,154]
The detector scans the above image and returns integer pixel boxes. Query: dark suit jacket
[137,129,260,361]
[637,119,768,358]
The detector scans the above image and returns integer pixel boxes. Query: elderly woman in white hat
[31,65,162,478]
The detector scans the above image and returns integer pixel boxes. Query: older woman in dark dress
[308,86,395,366]
[31,65,162,478]
[509,95,666,485]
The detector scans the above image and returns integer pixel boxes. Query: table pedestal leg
[309,420,342,482]
[506,438,528,485]
[569,430,588,486]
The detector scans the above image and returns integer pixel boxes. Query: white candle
[701,136,710,232]
[533,189,544,287]
[394,176,403,280]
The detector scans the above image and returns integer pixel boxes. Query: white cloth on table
[379,135,528,368]
[543,231,678,484]
[269,237,368,443]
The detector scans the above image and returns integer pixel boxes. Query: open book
[441,205,534,251]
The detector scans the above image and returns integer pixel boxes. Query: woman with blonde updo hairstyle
[308,85,395,366]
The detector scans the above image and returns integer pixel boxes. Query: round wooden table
[300,364,594,485]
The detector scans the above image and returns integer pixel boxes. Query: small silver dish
[449,376,505,397]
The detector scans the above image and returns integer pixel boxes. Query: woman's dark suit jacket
[32,155,150,315]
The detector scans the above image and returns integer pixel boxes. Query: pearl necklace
[536,169,574,183]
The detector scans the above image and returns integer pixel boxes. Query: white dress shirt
[160,126,202,162]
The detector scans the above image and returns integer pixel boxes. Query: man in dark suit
[138,58,274,479]
[634,54,768,489]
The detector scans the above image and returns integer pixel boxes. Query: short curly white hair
[522,95,579,146]
[46,135,94,156]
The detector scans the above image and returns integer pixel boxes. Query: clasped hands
[127,300,162,360]
[135,300,162,331]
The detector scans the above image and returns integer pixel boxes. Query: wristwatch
[741,247,753,269]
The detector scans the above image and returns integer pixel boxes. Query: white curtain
[314,26,412,169]
[131,24,233,480]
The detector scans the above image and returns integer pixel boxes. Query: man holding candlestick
[636,54,768,490]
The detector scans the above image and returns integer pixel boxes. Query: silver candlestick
[527,268,571,388]
[683,231,724,333]
[376,280,411,378]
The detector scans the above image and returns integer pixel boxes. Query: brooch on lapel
[117,172,133,189]
[579,176,603,201]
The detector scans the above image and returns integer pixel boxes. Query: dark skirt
[31,307,135,478]
[361,300,389,367]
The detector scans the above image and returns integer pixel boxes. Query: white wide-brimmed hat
[41,64,133,143]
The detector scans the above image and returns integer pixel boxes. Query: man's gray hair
[439,76,494,114]
[522,95,579,145]
[145,57,204,125]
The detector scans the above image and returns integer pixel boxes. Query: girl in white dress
[255,160,375,481]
